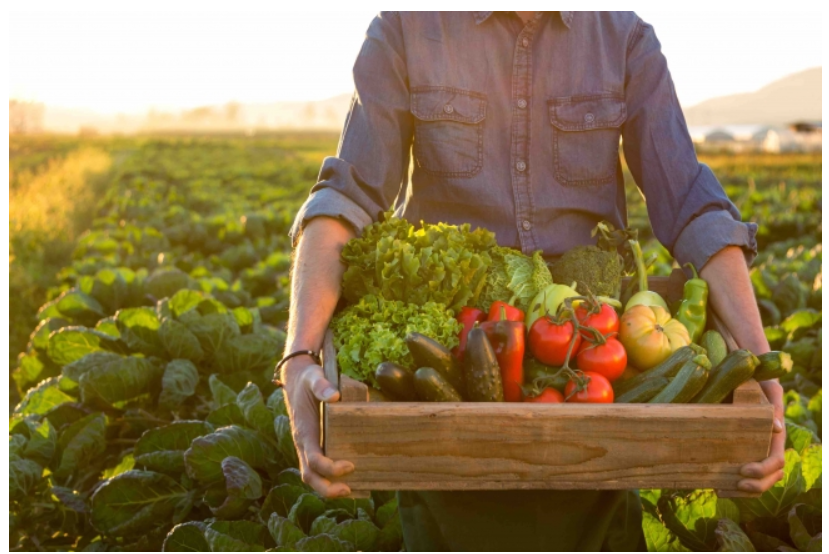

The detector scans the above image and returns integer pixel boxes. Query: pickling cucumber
[464,327,504,402]
[699,330,728,366]
[413,367,463,402]
[692,349,760,404]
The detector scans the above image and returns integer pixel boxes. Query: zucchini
[648,355,710,403]
[754,351,793,381]
[613,344,705,395]
[464,327,504,402]
[413,367,463,402]
[406,332,465,393]
[615,376,670,403]
[692,349,760,404]
[375,362,416,401]
[699,330,728,366]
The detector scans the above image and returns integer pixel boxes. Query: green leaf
[185,312,240,359]
[52,485,89,513]
[274,415,299,468]
[54,413,107,478]
[325,496,374,519]
[294,534,353,552]
[268,514,307,549]
[376,506,403,552]
[209,374,238,407]
[147,267,192,300]
[786,421,819,452]
[222,456,263,499]
[375,497,398,529]
[14,349,59,393]
[206,403,247,427]
[183,425,272,483]
[95,317,121,339]
[266,388,289,417]
[332,519,379,551]
[277,468,306,488]
[232,306,255,333]
[260,484,308,519]
[788,503,821,551]
[159,318,204,362]
[47,327,115,366]
[22,418,57,466]
[780,309,822,335]
[745,530,789,552]
[102,453,135,479]
[168,289,204,319]
[309,515,338,536]
[79,356,163,407]
[735,449,805,521]
[159,360,199,409]
[91,470,190,537]
[116,307,165,357]
[29,317,71,352]
[134,421,213,474]
[163,522,209,552]
[658,490,720,551]
[641,504,689,552]
[237,382,275,435]
[204,521,267,552]
[14,377,75,415]
[56,289,105,321]
[714,518,756,552]
[10,455,43,500]
[63,351,124,383]
[288,493,326,533]
[198,297,229,315]
[214,333,281,373]
[800,444,822,490]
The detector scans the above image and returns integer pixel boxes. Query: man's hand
[281,356,354,498]
[737,379,786,493]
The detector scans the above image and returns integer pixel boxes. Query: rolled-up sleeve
[289,11,413,245]
[621,19,757,271]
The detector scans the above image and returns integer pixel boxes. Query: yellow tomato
[619,305,691,370]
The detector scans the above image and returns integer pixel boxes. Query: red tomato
[524,387,564,403]
[575,302,620,339]
[564,371,614,403]
[529,317,581,366]
[575,337,628,382]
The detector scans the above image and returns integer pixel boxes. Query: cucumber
[615,376,670,403]
[692,349,760,404]
[613,344,705,395]
[375,362,417,401]
[464,327,504,402]
[700,330,728,366]
[406,332,465,393]
[648,355,710,403]
[413,367,463,402]
[754,351,793,381]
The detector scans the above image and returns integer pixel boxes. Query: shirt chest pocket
[549,95,627,186]
[411,87,487,178]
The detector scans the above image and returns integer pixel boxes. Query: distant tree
[9,100,45,134]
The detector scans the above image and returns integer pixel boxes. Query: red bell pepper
[452,306,486,362]
[481,306,526,402]
[487,301,524,323]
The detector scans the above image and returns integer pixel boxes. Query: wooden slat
[326,402,774,492]
[732,379,768,406]
[340,375,369,403]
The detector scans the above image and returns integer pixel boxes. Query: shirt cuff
[673,210,758,271]
[288,187,374,247]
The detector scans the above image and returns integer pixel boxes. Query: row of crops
[9,137,822,551]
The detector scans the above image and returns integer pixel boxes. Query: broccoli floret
[549,245,622,298]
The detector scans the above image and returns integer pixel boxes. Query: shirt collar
[473,11,573,28]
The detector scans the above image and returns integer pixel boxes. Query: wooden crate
[322,269,774,496]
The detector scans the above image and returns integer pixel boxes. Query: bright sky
[9,10,822,113]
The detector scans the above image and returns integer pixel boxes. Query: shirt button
[517,99,527,109]
[584,112,595,123]
[443,104,454,114]
[522,37,529,48]
[516,160,527,172]
[522,220,532,231]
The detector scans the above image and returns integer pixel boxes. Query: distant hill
[683,67,822,126]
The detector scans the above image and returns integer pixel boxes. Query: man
[279,12,786,551]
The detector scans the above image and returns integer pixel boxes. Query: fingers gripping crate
[321,269,774,497]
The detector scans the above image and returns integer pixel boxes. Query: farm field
[9,134,822,551]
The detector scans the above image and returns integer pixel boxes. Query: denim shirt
[290,11,757,271]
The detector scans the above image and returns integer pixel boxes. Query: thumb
[307,371,340,403]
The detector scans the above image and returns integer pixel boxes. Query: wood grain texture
[733,379,768,405]
[326,402,774,492]
[340,375,369,403]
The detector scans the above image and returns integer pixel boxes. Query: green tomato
[624,290,668,312]
[525,283,580,329]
